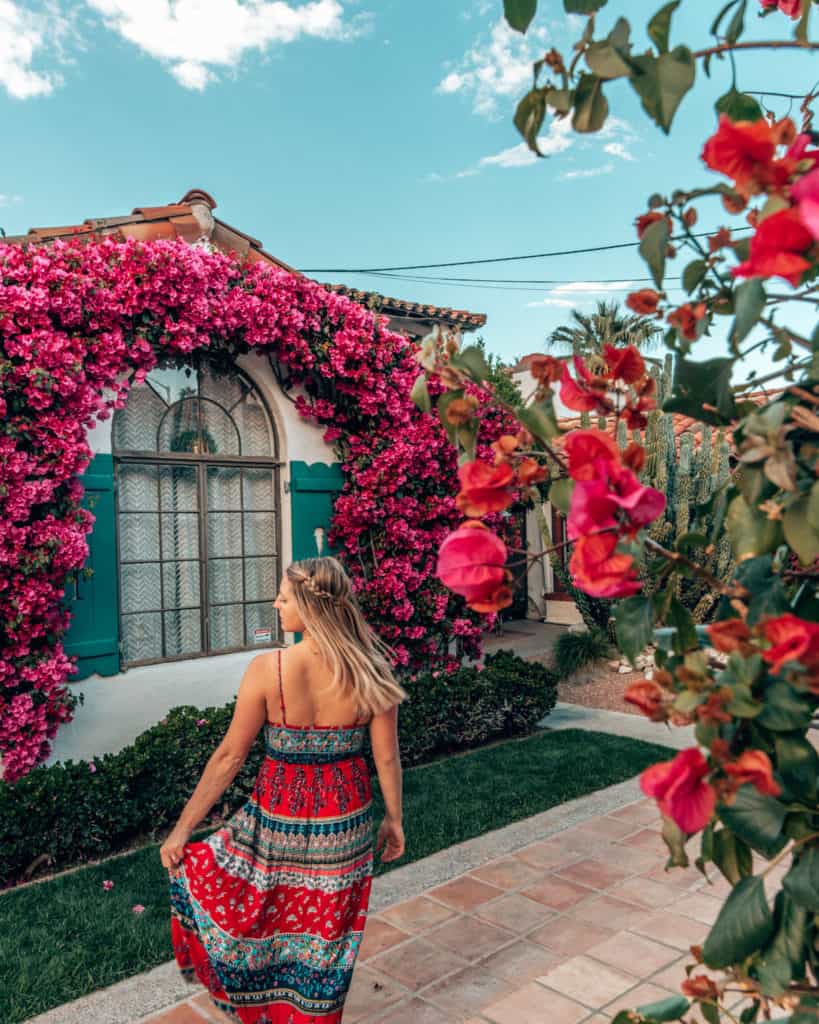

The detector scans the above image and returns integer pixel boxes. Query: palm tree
[548,299,662,363]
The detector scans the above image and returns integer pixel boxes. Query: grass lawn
[0,728,673,1024]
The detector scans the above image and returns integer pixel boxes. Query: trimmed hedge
[0,650,557,889]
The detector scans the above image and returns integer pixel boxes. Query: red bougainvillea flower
[529,354,563,384]
[602,343,646,384]
[759,0,802,17]
[696,690,733,726]
[516,457,548,486]
[682,976,720,1001]
[455,460,515,517]
[569,533,642,598]
[626,289,661,315]
[640,747,717,835]
[701,114,797,196]
[635,211,671,239]
[791,166,819,240]
[667,302,707,341]
[708,227,733,253]
[723,749,782,797]
[559,362,610,413]
[762,613,819,674]
[707,618,752,654]
[624,680,667,721]
[567,460,664,539]
[732,208,815,286]
[622,441,646,473]
[436,520,509,609]
[564,429,620,481]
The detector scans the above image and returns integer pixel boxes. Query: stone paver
[37,786,717,1024]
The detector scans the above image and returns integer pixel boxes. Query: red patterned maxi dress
[169,660,373,1023]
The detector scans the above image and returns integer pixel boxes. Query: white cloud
[0,193,22,206]
[436,16,548,119]
[561,163,614,180]
[527,280,634,308]
[0,1,70,98]
[84,0,365,88]
[604,141,634,161]
[479,116,573,168]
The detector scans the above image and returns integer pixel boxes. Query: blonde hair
[285,557,407,719]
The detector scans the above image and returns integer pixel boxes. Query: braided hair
[285,557,407,717]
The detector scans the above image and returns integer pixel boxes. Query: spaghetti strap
[277,648,287,726]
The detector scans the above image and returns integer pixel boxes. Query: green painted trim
[62,454,121,680]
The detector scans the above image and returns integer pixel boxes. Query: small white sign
[253,628,272,644]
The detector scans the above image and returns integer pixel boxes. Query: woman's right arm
[369,705,405,861]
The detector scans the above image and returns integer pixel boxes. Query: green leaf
[784,496,819,566]
[756,681,815,733]
[702,875,775,968]
[615,596,656,665]
[629,46,695,134]
[682,258,707,294]
[712,827,753,885]
[515,403,559,443]
[718,785,787,858]
[410,373,431,414]
[640,216,669,289]
[756,892,808,996]
[724,0,748,43]
[715,86,763,122]
[663,357,737,425]
[796,0,811,42]
[514,89,547,154]
[776,733,819,802]
[725,495,783,561]
[572,73,609,132]
[437,389,464,442]
[549,477,574,516]
[586,40,633,79]
[807,480,819,531]
[452,345,491,382]
[636,995,691,1022]
[647,0,681,53]
[662,815,690,868]
[667,598,697,653]
[783,845,819,911]
[702,1003,720,1024]
[731,278,766,347]
[564,0,608,12]
[504,0,537,32]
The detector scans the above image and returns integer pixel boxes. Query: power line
[330,272,688,295]
[302,226,752,274]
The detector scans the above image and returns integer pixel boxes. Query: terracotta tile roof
[3,188,486,331]
[322,283,487,330]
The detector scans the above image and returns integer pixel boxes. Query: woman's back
[264,641,366,728]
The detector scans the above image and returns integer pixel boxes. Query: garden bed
[0,728,673,1024]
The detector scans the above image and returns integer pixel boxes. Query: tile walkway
[136,796,786,1024]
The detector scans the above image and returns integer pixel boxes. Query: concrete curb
[25,775,644,1024]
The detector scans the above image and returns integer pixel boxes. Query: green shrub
[0,650,557,889]
[553,629,613,679]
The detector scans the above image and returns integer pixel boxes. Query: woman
[161,556,407,1023]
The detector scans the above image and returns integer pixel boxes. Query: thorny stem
[761,831,819,879]
[759,317,813,352]
[733,361,811,392]
[644,538,749,597]
[693,40,819,59]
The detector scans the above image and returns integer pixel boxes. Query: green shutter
[290,461,345,561]
[62,454,121,680]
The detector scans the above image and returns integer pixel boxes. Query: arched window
[112,363,282,665]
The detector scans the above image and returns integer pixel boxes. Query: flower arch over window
[0,238,516,781]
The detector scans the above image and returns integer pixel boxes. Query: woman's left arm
[160,655,270,869]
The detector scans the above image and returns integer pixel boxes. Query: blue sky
[1,0,817,374]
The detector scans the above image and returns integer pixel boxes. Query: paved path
[24,703,738,1024]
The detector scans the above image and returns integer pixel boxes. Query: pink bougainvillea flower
[605,462,666,531]
[564,429,620,482]
[132,904,146,914]
[723,749,782,797]
[436,520,508,606]
[640,747,717,835]
[568,460,665,540]
[455,460,515,517]
[559,364,607,413]
[87,760,97,773]
[759,0,802,18]
[791,166,819,240]
[732,208,814,286]
[569,533,642,598]
[762,613,819,674]
[195,718,207,727]
[102,879,114,891]
[602,343,646,384]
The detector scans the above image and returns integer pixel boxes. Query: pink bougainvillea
[0,237,517,782]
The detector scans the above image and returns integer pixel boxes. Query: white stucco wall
[45,352,336,767]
